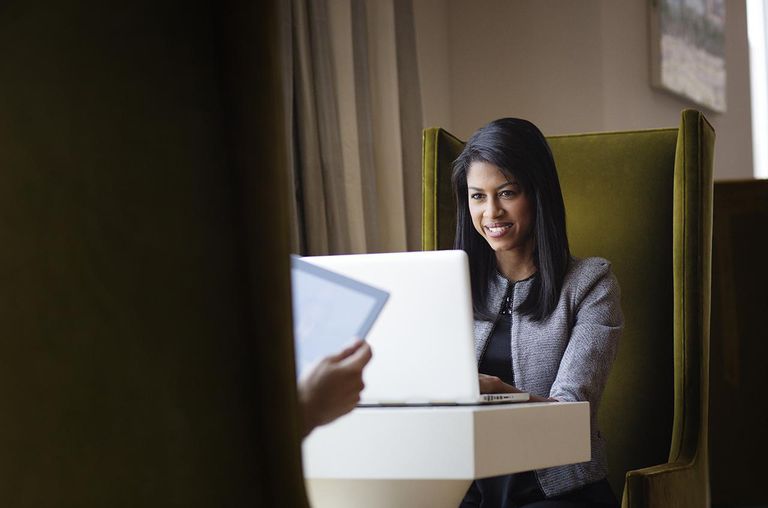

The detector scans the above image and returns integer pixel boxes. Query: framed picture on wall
[649,0,727,113]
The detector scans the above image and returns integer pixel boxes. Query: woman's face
[466,161,534,255]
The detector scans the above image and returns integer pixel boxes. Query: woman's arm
[548,262,623,403]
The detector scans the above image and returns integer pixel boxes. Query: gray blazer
[474,257,623,497]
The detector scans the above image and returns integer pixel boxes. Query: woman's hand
[478,373,556,402]
[478,373,521,394]
[298,340,373,437]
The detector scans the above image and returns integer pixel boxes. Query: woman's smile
[484,222,514,238]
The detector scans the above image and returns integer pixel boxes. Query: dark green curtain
[0,1,307,506]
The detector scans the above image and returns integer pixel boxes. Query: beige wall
[414,0,753,180]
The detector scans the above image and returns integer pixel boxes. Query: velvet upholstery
[422,110,714,507]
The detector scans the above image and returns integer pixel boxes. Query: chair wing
[422,127,465,251]
[421,110,714,508]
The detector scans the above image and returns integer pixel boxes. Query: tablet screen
[290,256,388,379]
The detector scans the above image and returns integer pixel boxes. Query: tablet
[290,255,389,379]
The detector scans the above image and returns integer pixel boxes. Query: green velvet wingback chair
[422,110,714,508]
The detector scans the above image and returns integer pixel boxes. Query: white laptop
[302,250,529,405]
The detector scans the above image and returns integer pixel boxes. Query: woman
[455,118,623,508]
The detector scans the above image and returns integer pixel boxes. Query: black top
[478,314,514,386]
[478,284,515,386]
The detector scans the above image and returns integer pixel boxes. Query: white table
[303,401,590,508]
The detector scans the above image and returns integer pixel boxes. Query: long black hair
[452,118,570,322]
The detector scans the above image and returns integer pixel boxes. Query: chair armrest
[622,460,708,508]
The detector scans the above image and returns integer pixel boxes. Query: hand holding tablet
[290,256,388,436]
[290,255,388,379]
[297,339,372,437]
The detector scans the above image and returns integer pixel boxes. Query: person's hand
[298,339,372,437]
[478,373,557,402]
[478,373,521,394]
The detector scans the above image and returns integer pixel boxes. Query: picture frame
[649,0,727,113]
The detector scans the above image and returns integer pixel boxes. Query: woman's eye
[500,190,517,198]
[470,193,484,200]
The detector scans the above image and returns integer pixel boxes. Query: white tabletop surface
[303,401,591,480]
